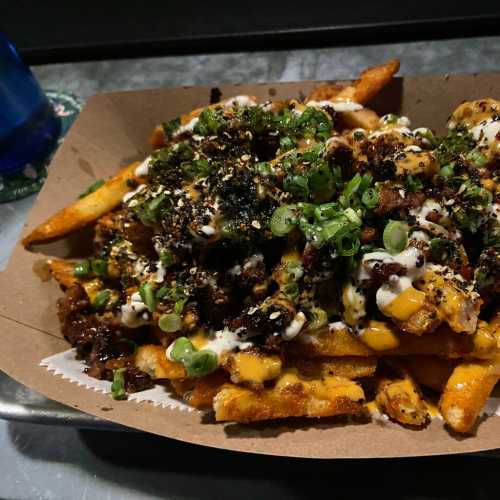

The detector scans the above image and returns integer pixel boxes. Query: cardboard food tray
[1,74,500,459]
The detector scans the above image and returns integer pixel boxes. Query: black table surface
[2,0,500,64]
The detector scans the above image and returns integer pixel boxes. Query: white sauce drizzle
[223,95,257,108]
[471,119,500,147]
[173,116,199,137]
[123,183,146,203]
[121,292,149,328]
[134,156,151,177]
[410,199,450,236]
[306,100,363,112]
[282,311,307,340]
[328,321,348,331]
[200,225,216,236]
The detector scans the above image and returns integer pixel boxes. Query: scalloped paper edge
[40,349,195,412]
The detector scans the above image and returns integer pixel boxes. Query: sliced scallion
[383,220,408,254]
[91,258,108,276]
[270,205,296,236]
[159,313,182,333]
[170,337,195,363]
[139,282,156,312]
[111,368,127,400]
[184,350,218,378]
[93,290,111,311]
[73,260,91,278]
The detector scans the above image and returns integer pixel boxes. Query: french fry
[134,345,186,380]
[292,323,497,359]
[22,161,142,246]
[338,108,381,131]
[439,356,500,433]
[375,372,430,427]
[290,355,377,379]
[393,301,442,336]
[214,369,365,423]
[404,355,456,392]
[334,59,400,105]
[187,371,229,410]
[306,83,343,102]
[222,351,282,386]
[47,259,79,288]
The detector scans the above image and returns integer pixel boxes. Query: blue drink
[0,35,61,174]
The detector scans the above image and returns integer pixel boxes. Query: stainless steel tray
[0,371,128,430]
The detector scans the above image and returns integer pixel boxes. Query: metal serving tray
[0,371,127,430]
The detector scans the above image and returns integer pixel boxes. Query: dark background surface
[2,1,500,63]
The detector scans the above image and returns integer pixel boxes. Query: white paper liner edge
[41,349,500,419]
[40,349,195,412]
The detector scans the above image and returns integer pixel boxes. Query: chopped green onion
[284,282,300,300]
[161,117,180,138]
[184,350,218,378]
[193,107,224,136]
[170,337,195,363]
[73,260,91,278]
[78,179,105,199]
[159,313,182,333]
[430,238,456,262]
[174,297,188,315]
[361,187,379,209]
[155,286,169,299]
[93,290,111,311]
[405,175,423,193]
[308,307,328,330]
[139,282,156,312]
[333,224,361,256]
[255,162,273,176]
[91,258,108,276]
[111,368,127,400]
[279,136,295,150]
[160,250,174,267]
[283,175,309,200]
[285,261,304,281]
[466,149,488,168]
[383,220,408,254]
[439,164,455,177]
[314,202,340,222]
[270,205,296,236]
[343,207,362,226]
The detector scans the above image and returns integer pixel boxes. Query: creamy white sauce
[488,203,500,221]
[202,328,253,358]
[224,95,257,108]
[410,199,450,236]
[243,253,264,270]
[134,156,151,177]
[200,225,216,236]
[121,292,149,328]
[173,116,199,137]
[306,100,363,112]
[328,321,347,331]
[404,145,422,152]
[410,230,430,242]
[471,119,500,146]
[123,183,146,203]
[380,114,411,127]
[358,247,425,312]
[282,311,307,340]
[413,127,433,146]
[155,260,167,283]
[344,281,367,323]
[369,127,413,139]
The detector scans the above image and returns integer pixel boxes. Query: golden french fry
[222,351,282,386]
[290,355,377,379]
[335,59,400,105]
[292,323,497,359]
[393,301,442,336]
[187,371,229,410]
[214,369,365,423]
[47,259,79,288]
[338,108,381,130]
[22,161,142,246]
[375,372,429,427]
[134,345,186,380]
[306,83,343,102]
[404,355,456,392]
[439,356,500,433]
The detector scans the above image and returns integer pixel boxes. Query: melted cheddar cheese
[228,352,282,384]
[359,320,400,351]
[382,286,426,321]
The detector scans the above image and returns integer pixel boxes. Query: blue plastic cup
[0,34,61,174]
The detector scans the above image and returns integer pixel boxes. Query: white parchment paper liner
[40,349,195,412]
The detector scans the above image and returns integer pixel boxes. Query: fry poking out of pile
[25,58,500,435]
